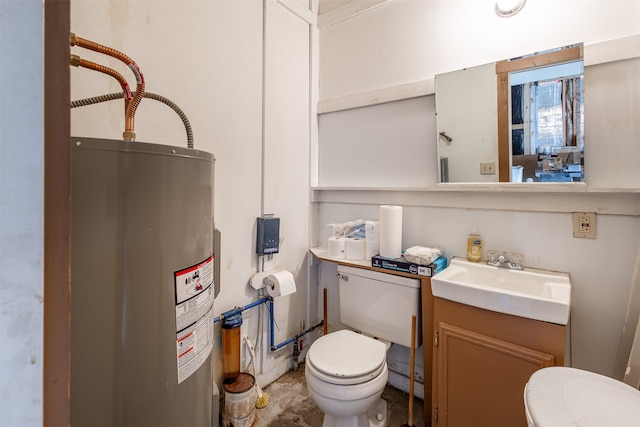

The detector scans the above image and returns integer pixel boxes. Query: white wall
[318,96,435,187]
[316,0,640,379]
[436,62,499,183]
[316,203,640,375]
[585,56,640,187]
[0,1,45,426]
[319,0,640,101]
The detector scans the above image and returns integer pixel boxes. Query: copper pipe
[123,78,144,141]
[70,33,145,141]
[70,55,132,111]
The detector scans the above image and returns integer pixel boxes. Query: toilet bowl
[306,266,420,426]
[305,329,389,427]
[524,366,640,427]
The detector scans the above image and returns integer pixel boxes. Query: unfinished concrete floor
[251,363,425,427]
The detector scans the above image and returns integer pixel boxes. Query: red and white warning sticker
[174,255,214,383]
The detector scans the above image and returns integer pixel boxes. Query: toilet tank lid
[525,367,640,427]
[336,264,420,289]
[307,330,386,378]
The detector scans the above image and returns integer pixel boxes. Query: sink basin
[431,257,571,325]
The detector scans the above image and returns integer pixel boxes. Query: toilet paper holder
[249,271,273,290]
[249,269,296,297]
[249,269,291,289]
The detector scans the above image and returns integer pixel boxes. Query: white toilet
[524,367,640,427]
[305,265,421,427]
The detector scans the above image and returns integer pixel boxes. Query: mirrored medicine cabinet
[436,43,584,184]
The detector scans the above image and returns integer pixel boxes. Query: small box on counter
[371,255,448,277]
[542,158,562,171]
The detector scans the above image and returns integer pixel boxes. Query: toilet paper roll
[327,223,344,237]
[366,241,379,261]
[365,220,380,260]
[379,205,402,259]
[265,270,297,298]
[345,238,365,261]
[328,236,346,259]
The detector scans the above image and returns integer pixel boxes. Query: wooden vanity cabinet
[431,297,566,427]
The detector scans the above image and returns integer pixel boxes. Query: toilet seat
[525,367,640,427]
[307,329,387,386]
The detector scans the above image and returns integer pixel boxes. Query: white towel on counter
[403,246,443,265]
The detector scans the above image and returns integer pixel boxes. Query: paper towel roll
[379,205,402,259]
[365,220,380,260]
[345,238,365,261]
[328,236,346,259]
[265,270,296,298]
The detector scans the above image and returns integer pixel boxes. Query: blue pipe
[213,295,271,324]
[244,295,271,311]
[269,299,275,350]
[271,320,324,351]
[213,294,323,352]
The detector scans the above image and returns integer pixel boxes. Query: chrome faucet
[487,251,523,270]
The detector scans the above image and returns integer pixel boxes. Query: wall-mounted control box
[257,216,280,255]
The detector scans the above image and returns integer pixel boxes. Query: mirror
[436,44,584,183]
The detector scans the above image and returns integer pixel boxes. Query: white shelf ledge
[311,187,640,215]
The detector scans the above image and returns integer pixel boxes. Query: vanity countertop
[310,247,427,281]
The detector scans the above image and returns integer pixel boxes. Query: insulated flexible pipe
[71,92,194,148]
[70,32,145,141]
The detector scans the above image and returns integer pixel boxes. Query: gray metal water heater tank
[70,137,216,427]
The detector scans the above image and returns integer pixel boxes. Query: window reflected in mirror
[435,43,584,183]
[510,59,584,182]
[497,44,584,183]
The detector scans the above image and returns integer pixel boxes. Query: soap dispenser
[466,229,483,262]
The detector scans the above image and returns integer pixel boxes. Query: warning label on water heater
[174,255,214,384]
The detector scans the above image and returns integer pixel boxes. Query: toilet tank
[337,265,421,348]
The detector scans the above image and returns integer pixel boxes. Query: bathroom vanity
[431,298,566,427]
[429,257,570,427]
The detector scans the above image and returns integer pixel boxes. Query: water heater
[70,137,216,426]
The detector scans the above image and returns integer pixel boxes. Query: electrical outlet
[572,212,596,239]
[480,162,496,175]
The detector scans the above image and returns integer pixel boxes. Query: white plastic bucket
[222,373,257,427]
[511,165,524,182]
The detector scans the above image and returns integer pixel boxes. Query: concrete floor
[250,364,425,427]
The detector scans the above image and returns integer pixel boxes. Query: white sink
[431,257,571,325]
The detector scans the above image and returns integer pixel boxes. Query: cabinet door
[435,322,554,427]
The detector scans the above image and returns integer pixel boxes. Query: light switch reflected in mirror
[436,43,584,183]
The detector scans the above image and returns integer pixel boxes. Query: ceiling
[318,0,356,15]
